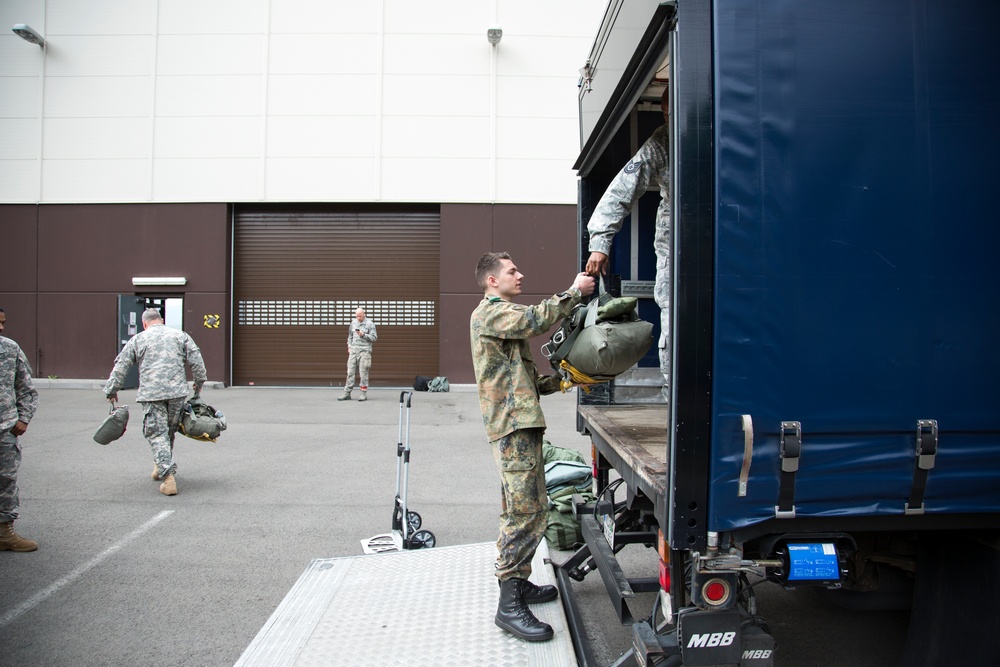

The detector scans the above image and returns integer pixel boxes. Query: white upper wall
[0,0,604,204]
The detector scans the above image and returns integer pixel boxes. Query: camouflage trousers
[344,348,372,392]
[491,428,547,582]
[653,215,671,403]
[0,431,22,523]
[141,398,184,479]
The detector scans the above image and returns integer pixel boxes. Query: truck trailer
[558,0,1000,665]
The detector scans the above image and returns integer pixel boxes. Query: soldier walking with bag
[470,252,594,642]
[103,308,207,496]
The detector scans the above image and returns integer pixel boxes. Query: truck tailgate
[235,542,577,666]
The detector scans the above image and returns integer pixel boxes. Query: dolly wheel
[406,511,422,531]
[411,530,436,549]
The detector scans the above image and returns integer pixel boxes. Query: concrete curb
[30,379,479,392]
[31,379,228,390]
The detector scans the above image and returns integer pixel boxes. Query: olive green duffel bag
[543,280,653,382]
[93,401,129,445]
[179,394,227,442]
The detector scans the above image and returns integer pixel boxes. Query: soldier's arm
[480,288,583,340]
[103,339,137,398]
[536,373,562,396]
[13,348,38,431]
[185,335,208,391]
[587,135,663,256]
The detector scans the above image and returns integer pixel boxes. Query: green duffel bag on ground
[94,402,129,445]
[545,485,597,551]
[427,376,450,392]
[542,441,596,550]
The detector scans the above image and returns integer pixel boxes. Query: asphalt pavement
[0,385,908,667]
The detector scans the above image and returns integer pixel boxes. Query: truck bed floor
[580,404,669,508]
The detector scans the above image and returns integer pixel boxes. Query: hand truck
[361,391,437,554]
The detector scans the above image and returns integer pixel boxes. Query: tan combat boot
[337,391,352,401]
[159,474,177,496]
[151,467,160,481]
[0,522,38,552]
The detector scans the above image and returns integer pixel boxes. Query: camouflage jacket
[470,288,581,442]
[0,337,38,433]
[587,124,670,255]
[104,324,207,402]
[347,318,378,351]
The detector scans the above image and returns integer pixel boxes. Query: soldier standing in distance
[337,307,377,402]
[0,308,40,552]
[585,85,671,401]
[470,252,595,642]
[103,308,207,496]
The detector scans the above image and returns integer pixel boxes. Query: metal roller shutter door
[234,206,440,386]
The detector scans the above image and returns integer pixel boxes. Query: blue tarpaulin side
[709,0,1000,531]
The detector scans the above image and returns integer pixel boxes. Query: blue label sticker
[787,543,839,581]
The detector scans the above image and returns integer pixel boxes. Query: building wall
[0,0,600,384]
[439,202,578,384]
[1,200,576,384]
[0,206,39,370]
[0,0,602,205]
[0,203,230,381]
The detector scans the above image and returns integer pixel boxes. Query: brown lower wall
[439,203,579,384]
[0,203,230,381]
[1,201,578,385]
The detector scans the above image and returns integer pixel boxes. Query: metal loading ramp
[235,541,577,666]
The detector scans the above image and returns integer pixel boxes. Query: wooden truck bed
[578,404,669,517]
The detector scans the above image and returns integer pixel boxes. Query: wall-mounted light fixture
[487,26,502,46]
[12,24,45,47]
[132,277,187,287]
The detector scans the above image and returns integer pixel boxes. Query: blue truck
[558,1,1000,665]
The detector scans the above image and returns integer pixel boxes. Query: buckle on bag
[542,327,568,359]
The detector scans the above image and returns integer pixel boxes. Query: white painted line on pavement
[0,510,175,629]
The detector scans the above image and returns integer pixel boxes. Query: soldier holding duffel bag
[470,252,595,643]
[103,308,207,497]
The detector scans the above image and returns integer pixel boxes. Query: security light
[132,277,187,287]
[12,24,44,47]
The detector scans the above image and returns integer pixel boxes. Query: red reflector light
[591,443,597,479]
[705,582,726,601]
[658,559,671,593]
[703,579,729,604]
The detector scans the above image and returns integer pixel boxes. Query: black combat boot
[495,578,554,642]
[520,579,558,604]
[499,577,558,604]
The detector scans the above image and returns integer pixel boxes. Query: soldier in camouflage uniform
[103,308,207,496]
[0,308,40,552]
[470,252,595,642]
[586,86,671,402]
[337,307,377,402]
